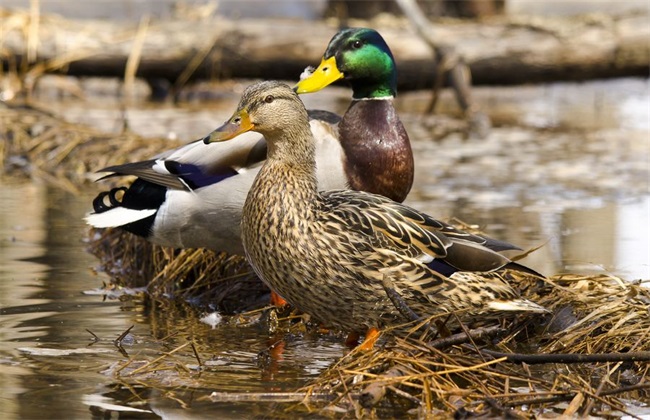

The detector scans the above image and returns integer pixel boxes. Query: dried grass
[294,274,650,417]
[1,102,178,191]
[87,227,269,313]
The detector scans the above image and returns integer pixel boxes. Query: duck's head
[295,28,397,100]
[204,81,310,144]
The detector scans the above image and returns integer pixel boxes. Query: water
[0,183,346,418]
[1,77,649,417]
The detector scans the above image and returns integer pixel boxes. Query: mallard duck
[85,27,414,255]
[86,119,344,254]
[295,27,413,202]
[203,81,547,348]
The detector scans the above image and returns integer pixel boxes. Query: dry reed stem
[123,15,150,102]
[26,0,39,64]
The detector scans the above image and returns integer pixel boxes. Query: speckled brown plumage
[206,81,546,336]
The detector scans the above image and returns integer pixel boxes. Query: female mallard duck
[85,27,414,255]
[204,81,546,348]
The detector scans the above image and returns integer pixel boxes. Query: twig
[114,325,135,348]
[27,0,40,64]
[381,273,422,323]
[173,31,221,94]
[86,328,100,344]
[453,313,487,364]
[480,349,650,364]
[208,391,334,403]
[386,385,424,406]
[394,0,473,115]
[427,326,507,350]
[190,341,202,367]
[128,342,190,375]
[123,15,150,102]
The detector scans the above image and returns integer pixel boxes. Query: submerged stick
[208,391,334,403]
[114,325,134,347]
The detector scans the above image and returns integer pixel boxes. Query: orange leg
[270,291,288,307]
[358,328,381,351]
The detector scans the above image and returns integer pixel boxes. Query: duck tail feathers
[86,187,158,228]
[85,207,157,228]
[488,299,549,314]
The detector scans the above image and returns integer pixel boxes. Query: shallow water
[0,183,346,418]
[1,77,649,418]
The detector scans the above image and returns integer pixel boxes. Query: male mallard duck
[85,27,414,255]
[86,119,344,254]
[296,27,413,202]
[204,81,546,348]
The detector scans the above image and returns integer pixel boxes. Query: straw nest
[87,227,270,313]
[4,101,650,417]
[294,273,650,417]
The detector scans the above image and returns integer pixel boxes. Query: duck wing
[96,132,267,191]
[321,190,518,274]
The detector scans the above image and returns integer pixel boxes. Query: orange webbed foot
[270,291,288,308]
[346,328,380,351]
[358,328,380,351]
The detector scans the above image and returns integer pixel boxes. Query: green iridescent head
[295,28,397,99]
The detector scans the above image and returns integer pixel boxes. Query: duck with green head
[296,27,413,203]
[85,28,415,257]
[204,81,547,349]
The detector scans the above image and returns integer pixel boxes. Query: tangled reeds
[295,274,650,417]
[87,227,269,313]
[1,101,178,190]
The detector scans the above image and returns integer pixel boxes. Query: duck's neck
[258,123,319,202]
[351,84,395,101]
[350,68,397,100]
[338,98,414,202]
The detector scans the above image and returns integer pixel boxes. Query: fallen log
[1,9,648,91]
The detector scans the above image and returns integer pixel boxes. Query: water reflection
[0,183,132,418]
[0,183,347,418]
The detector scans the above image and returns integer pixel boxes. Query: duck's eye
[264,95,274,103]
[351,40,363,49]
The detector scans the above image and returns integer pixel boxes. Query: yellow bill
[294,56,344,94]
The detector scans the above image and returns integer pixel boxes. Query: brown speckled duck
[204,81,547,349]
